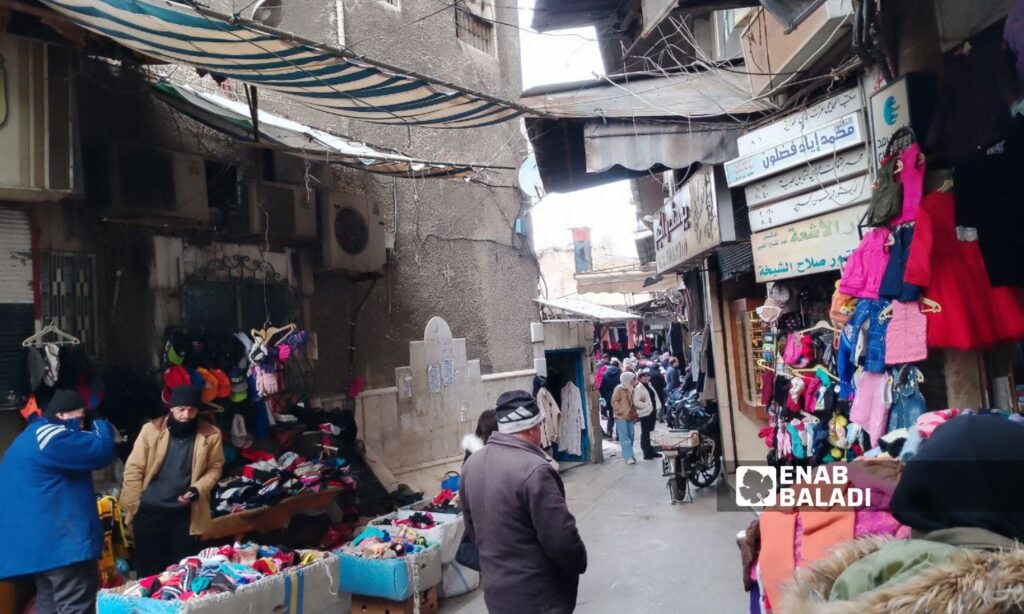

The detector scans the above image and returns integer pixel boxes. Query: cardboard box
[371,510,465,564]
[97,557,348,614]
[351,587,438,614]
[337,545,442,602]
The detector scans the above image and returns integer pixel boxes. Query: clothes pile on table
[122,543,330,601]
[393,512,437,530]
[414,489,458,515]
[212,450,356,516]
[339,526,434,559]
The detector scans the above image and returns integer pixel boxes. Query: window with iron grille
[40,251,99,357]
[456,7,495,55]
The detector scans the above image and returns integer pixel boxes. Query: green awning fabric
[154,81,503,179]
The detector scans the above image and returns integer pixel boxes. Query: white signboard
[748,174,871,232]
[751,205,867,282]
[725,113,865,187]
[654,166,737,274]
[868,77,912,167]
[744,147,871,207]
[737,89,863,155]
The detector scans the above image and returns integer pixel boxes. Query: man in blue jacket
[0,389,116,614]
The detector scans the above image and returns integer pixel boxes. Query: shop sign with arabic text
[725,113,865,187]
[751,205,867,282]
[654,166,736,274]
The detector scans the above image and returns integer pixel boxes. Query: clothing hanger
[920,297,942,313]
[798,320,838,335]
[938,178,954,193]
[22,323,81,347]
[793,366,839,382]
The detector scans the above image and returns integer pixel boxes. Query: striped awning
[153,81,492,178]
[40,0,528,128]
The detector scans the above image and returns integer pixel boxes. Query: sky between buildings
[518,0,640,258]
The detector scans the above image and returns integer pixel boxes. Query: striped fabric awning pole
[40,0,532,128]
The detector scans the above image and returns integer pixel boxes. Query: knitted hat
[212,369,231,399]
[168,385,201,409]
[494,390,544,434]
[44,389,87,417]
[197,368,218,403]
[229,368,249,403]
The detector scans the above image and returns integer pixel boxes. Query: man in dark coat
[461,390,588,614]
[598,358,622,439]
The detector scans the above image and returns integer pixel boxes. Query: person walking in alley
[611,371,639,464]
[0,389,116,614]
[120,385,224,577]
[599,358,622,440]
[636,370,663,460]
[665,356,682,395]
[461,390,588,614]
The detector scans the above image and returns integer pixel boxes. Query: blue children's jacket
[0,416,115,578]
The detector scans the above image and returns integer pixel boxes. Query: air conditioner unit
[93,143,209,223]
[246,180,317,240]
[318,191,386,274]
[462,0,495,20]
[0,37,77,201]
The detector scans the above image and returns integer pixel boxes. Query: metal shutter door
[0,209,34,410]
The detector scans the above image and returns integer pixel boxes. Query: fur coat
[782,535,1024,614]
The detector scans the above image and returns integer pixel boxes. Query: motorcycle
[661,400,722,504]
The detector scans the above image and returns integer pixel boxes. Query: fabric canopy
[535,298,640,323]
[41,0,526,128]
[584,120,740,173]
[520,70,771,119]
[153,81,489,179]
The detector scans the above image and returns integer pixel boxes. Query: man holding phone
[120,385,224,577]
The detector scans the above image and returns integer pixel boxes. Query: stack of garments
[122,543,330,601]
[415,489,459,515]
[339,526,433,559]
[393,512,437,530]
[212,451,356,517]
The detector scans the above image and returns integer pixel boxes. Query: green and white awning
[153,81,495,178]
[41,0,528,128]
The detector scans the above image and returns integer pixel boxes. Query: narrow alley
[444,443,753,613]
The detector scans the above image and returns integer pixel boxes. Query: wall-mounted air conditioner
[91,143,209,223]
[317,191,386,275]
[246,180,317,241]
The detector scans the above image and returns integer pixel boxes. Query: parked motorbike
[661,398,722,504]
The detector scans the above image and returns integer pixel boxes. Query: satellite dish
[517,153,545,200]
[250,0,283,27]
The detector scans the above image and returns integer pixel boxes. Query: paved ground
[442,437,754,613]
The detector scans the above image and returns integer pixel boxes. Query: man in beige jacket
[120,385,224,576]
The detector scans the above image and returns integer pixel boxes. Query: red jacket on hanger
[903,191,1024,349]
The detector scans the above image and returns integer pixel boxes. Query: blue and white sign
[868,77,911,167]
[724,113,866,187]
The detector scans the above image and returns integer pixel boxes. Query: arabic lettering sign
[724,113,865,187]
[654,166,736,274]
[748,174,871,232]
[751,205,867,282]
[744,147,870,207]
[737,89,863,155]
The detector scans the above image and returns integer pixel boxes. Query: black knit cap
[168,384,201,409]
[44,389,87,417]
[495,390,543,434]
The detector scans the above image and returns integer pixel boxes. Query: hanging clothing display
[558,382,584,457]
[927,25,1017,164]
[839,228,891,300]
[536,387,562,449]
[884,301,928,365]
[903,191,1024,349]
